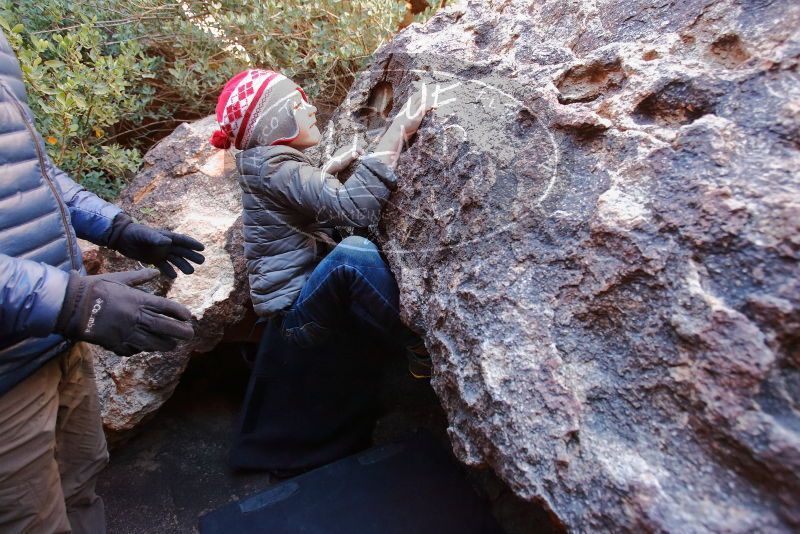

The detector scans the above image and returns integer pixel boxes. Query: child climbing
[210,69,433,376]
[210,69,436,474]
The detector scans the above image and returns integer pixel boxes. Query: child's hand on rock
[323,144,365,174]
[392,82,436,140]
[368,82,436,169]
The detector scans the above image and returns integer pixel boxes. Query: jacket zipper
[2,82,78,270]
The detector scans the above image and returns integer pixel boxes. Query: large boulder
[84,117,250,440]
[314,0,800,531]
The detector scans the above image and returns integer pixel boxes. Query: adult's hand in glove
[54,269,195,356]
[108,213,205,278]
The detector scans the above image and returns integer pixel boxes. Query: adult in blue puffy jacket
[0,30,205,533]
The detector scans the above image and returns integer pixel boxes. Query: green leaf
[8,0,438,199]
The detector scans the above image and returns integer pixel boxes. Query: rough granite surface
[310,0,800,531]
[83,117,249,440]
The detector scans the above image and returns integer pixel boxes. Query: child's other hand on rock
[323,144,365,174]
[392,82,436,140]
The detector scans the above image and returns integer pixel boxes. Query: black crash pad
[199,433,504,534]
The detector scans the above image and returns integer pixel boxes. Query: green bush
[1,0,438,200]
[142,0,410,118]
[0,3,160,198]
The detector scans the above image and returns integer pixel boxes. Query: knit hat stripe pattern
[215,70,249,128]
[236,73,284,149]
[246,76,308,148]
[222,69,277,149]
[240,74,290,147]
[211,69,310,150]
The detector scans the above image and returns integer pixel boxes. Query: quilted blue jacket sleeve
[6,78,122,245]
[0,253,69,338]
[2,58,122,245]
[49,157,122,246]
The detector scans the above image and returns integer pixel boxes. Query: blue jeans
[281,236,421,350]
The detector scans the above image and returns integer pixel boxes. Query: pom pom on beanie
[210,129,232,149]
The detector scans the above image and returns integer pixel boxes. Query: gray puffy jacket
[235,145,397,316]
[0,30,121,395]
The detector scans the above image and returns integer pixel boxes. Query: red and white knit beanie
[210,69,308,150]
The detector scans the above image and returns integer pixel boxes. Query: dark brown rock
[310,1,800,531]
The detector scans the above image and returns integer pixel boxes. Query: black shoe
[405,347,432,379]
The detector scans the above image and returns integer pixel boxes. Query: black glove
[54,269,195,356]
[107,213,205,278]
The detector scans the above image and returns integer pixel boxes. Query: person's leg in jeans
[282,235,423,352]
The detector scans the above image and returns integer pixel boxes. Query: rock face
[314,1,800,531]
[85,117,249,439]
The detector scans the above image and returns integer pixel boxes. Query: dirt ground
[98,342,560,533]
